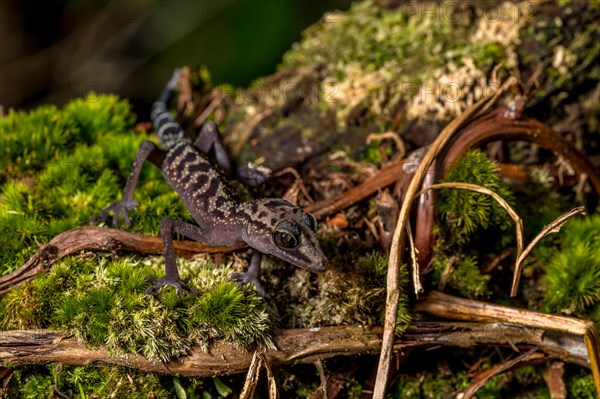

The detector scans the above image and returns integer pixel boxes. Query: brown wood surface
[0,321,589,377]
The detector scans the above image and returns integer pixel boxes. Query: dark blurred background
[0,0,352,116]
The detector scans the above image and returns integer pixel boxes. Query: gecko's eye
[273,220,300,249]
[301,212,317,232]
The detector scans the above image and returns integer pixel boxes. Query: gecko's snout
[300,249,329,273]
[315,257,329,271]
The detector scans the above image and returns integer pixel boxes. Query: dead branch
[0,226,244,295]
[305,160,406,219]
[0,321,591,378]
[415,291,600,397]
[437,108,600,196]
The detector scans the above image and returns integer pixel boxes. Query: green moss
[391,362,548,399]
[436,150,514,246]
[431,254,490,299]
[0,94,134,179]
[427,150,517,299]
[542,215,600,315]
[392,368,467,399]
[1,256,273,362]
[189,280,274,350]
[275,0,521,130]
[568,371,597,399]
[283,250,410,332]
[281,1,461,78]
[4,365,177,398]
[7,368,55,399]
[0,94,193,274]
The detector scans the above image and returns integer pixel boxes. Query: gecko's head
[241,199,328,272]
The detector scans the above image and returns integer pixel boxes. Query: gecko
[92,69,328,297]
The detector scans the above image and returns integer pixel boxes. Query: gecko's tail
[151,69,186,149]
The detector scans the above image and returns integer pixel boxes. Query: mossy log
[209,1,600,175]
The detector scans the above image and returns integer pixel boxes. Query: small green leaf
[213,376,232,397]
[173,376,187,399]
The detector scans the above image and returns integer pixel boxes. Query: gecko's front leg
[231,251,269,298]
[91,140,165,228]
[144,218,208,296]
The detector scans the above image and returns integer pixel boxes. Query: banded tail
[151,69,187,149]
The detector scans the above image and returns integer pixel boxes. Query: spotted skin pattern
[93,69,328,296]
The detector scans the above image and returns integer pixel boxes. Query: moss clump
[0,256,273,361]
[4,364,230,398]
[428,150,514,299]
[283,250,411,333]
[391,362,549,399]
[436,150,514,246]
[568,371,597,399]
[0,94,135,178]
[0,94,192,275]
[431,254,490,299]
[542,215,600,316]
[392,367,472,399]
[279,0,517,129]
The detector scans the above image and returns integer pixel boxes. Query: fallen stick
[0,226,244,294]
[0,321,590,378]
[304,160,406,219]
[415,291,600,397]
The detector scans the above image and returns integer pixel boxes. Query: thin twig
[315,359,328,399]
[415,181,588,299]
[418,181,524,261]
[262,352,279,399]
[461,348,545,399]
[511,206,586,296]
[366,131,406,160]
[405,221,422,294]
[373,92,500,399]
[240,352,262,399]
[192,90,225,128]
[274,167,315,204]
[305,161,406,219]
[0,226,243,294]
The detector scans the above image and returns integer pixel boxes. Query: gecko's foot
[144,275,199,297]
[231,272,270,299]
[90,200,138,228]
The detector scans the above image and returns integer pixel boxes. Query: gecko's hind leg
[195,121,269,187]
[194,121,232,174]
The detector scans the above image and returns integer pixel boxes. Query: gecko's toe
[144,275,197,296]
[230,272,269,298]
[145,286,157,295]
